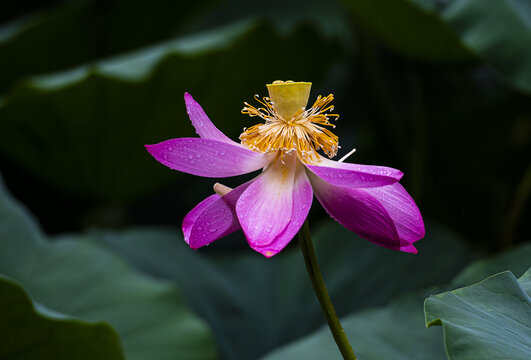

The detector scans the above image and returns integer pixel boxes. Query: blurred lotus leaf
[0,0,209,92]
[0,175,217,360]
[260,290,446,360]
[344,0,531,93]
[0,19,342,204]
[92,220,474,360]
[451,242,531,286]
[256,241,531,360]
[0,275,124,360]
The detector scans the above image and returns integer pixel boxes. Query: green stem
[297,220,357,360]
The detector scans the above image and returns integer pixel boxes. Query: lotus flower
[145,81,424,257]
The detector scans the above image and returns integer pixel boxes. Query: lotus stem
[297,220,357,360]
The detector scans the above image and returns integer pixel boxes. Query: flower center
[239,81,339,164]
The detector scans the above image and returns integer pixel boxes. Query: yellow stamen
[240,81,339,164]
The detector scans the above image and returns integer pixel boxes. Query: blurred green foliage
[262,290,447,360]
[0,275,124,360]
[1,0,529,249]
[0,176,216,360]
[0,20,340,204]
[92,221,473,359]
[0,0,530,359]
[261,247,531,360]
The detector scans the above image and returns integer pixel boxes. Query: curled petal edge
[308,170,420,253]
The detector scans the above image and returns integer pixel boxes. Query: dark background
[1,0,529,251]
[0,1,530,359]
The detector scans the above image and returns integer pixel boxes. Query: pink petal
[251,163,313,257]
[399,244,418,254]
[184,93,234,144]
[306,157,403,188]
[363,182,425,243]
[145,138,272,178]
[183,194,219,244]
[309,172,417,252]
[187,181,251,249]
[236,154,298,249]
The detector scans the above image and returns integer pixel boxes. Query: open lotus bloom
[146,81,424,257]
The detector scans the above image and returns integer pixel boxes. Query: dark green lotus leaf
[92,220,473,360]
[0,20,342,203]
[425,269,531,360]
[260,291,446,360]
[0,275,124,360]
[0,0,209,92]
[343,0,531,93]
[451,242,531,287]
[0,0,350,93]
[443,0,531,93]
[0,175,217,360]
[258,243,531,360]
[343,0,473,62]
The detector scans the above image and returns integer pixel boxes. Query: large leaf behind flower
[0,0,350,93]
[0,0,208,92]
[0,275,124,360]
[0,20,342,204]
[343,0,531,94]
[425,269,531,360]
[261,290,446,360]
[93,220,474,360]
[258,241,531,360]
[0,175,217,360]
[450,242,531,286]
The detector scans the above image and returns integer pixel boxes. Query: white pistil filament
[240,94,340,164]
[338,148,356,163]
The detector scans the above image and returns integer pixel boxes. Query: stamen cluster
[240,94,339,163]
